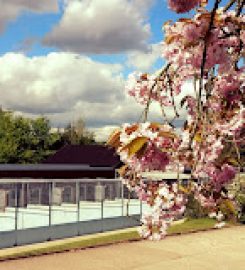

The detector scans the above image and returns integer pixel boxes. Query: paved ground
[0,226,244,270]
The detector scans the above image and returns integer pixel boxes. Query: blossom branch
[198,0,222,113]
[235,0,244,16]
[166,73,179,119]
[143,63,171,122]
[116,0,244,240]
[223,0,236,11]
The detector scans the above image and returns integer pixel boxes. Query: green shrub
[184,193,208,219]
[237,193,245,224]
[218,199,237,222]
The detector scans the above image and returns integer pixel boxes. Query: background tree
[0,109,61,163]
[61,118,95,145]
[0,110,97,163]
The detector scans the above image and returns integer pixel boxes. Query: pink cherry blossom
[136,143,170,171]
[168,0,202,13]
[213,72,243,104]
[108,0,244,240]
[211,164,237,191]
[139,182,186,239]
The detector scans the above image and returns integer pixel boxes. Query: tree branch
[166,73,179,119]
[198,0,221,114]
[236,0,244,16]
[223,0,236,11]
[142,63,171,122]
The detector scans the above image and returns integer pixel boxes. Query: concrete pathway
[0,226,244,270]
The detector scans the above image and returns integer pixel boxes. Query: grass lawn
[0,218,235,261]
[167,218,217,235]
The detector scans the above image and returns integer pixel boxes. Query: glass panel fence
[0,183,15,232]
[51,182,77,225]
[0,179,144,233]
[24,182,49,229]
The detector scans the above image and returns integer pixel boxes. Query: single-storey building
[0,145,194,210]
[0,145,123,208]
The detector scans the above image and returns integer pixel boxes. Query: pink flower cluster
[214,108,245,138]
[183,122,238,191]
[213,71,244,105]
[168,0,202,13]
[139,182,186,239]
[126,73,156,105]
[134,143,170,172]
[109,0,244,240]
[126,73,172,106]
[118,122,178,173]
[192,182,237,228]
[162,11,244,94]
[194,187,216,209]
[210,164,237,191]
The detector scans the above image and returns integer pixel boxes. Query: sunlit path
[1,226,244,270]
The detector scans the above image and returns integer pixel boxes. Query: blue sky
[0,1,167,56]
[0,0,231,141]
[0,0,222,57]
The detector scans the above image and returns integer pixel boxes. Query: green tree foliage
[0,109,60,163]
[0,110,97,163]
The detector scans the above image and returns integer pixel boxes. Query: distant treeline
[0,109,95,163]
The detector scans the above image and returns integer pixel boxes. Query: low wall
[0,215,140,249]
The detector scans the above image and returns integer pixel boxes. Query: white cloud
[0,52,123,113]
[127,43,162,71]
[43,0,153,54]
[90,125,119,142]
[0,0,59,32]
[0,52,146,130]
[0,52,194,142]
[132,0,155,12]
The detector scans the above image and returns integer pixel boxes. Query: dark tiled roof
[0,164,115,179]
[43,145,121,168]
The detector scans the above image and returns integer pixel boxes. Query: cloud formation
[0,52,191,141]
[127,43,162,71]
[0,0,59,32]
[43,0,152,54]
[0,52,146,132]
[0,52,124,113]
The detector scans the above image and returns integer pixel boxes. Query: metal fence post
[14,183,18,231]
[48,182,53,227]
[101,199,104,220]
[140,200,143,218]
[14,183,20,246]
[121,181,124,216]
[76,181,80,222]
[76,181,80,236]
